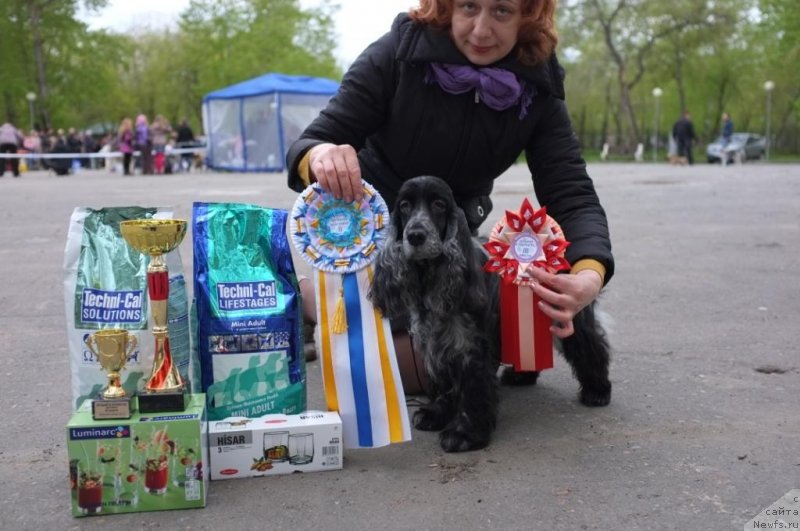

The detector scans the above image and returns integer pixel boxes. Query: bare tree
[569,0,721,150]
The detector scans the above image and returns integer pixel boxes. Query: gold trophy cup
[120,219,189,413]
[85,329,138,419]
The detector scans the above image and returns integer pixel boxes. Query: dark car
[706,132,766,164]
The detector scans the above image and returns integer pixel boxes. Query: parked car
[706,132,766,163]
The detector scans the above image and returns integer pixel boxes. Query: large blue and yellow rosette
[291,183,411,449]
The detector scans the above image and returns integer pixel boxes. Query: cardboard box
[209,411,342,480]
[66,394,208,517]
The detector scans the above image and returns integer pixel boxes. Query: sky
[78,0,417,68]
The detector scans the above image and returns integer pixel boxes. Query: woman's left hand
[528,266,603,339]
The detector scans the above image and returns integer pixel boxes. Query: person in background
[82,130,98,169]
[23,129,41,171]
[97,132,113,170]
[0,122,24,177]
[151,114,172,174]
[672,110,696,165]
[174,118,196,172]
[66,127,82,153]
[48,129,71,176]
[135,114,153,175]
[38,129,52,167]
[720,112,736,166]
[66,127,83,171]
[118,118,134,176]
[286,0,613,392]
[721,112,733,144]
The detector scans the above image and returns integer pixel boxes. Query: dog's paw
[580,383,611,407]
[439,425,491,453]
[499,367,540,386]
[413,405,449,431]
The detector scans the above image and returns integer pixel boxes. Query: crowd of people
[2,123,104,176]
[115,114,199,176]
[0,114,200,177]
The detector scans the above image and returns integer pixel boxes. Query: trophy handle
[84,334,100,362]
[124,334,138,366]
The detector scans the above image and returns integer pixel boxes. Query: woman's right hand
[308,143,363,202]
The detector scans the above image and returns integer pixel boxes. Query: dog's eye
[398,200,412,214]
[431,199,448,212]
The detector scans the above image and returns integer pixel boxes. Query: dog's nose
[406,230,426,247]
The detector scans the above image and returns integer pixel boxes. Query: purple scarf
[427,63,533,118]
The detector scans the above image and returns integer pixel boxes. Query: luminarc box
[66,393,208,517]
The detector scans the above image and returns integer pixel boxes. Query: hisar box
[209,411,342,480]
[66,394,208,517]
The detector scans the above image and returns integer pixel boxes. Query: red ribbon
[500,281,553,371]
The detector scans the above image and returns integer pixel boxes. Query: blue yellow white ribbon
[315,266,410,448]
[292,183,410,449]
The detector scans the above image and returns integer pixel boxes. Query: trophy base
[92,394,134,420]
[137,389,189,413]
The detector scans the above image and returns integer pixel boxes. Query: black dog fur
[370,176,612,453]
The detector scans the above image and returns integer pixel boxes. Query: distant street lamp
[652,87,663,162]
[764,80,775,160]
[25,92,37,131]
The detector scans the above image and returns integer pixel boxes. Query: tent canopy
[202,73,339,172]
[203,73,340,101]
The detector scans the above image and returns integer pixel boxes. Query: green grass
[766,152,800,163]
[580,147,800,163]
[516,147,800,163]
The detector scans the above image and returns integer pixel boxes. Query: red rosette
[483,198,571,285]
[483,198,571,372]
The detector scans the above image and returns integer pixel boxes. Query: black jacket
[287,14,613,283]
[672,117,696,142]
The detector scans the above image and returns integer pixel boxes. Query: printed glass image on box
[288,433,314,465]
[263,431,289,462]
[67,395,208,517]
[69,428,203,514]
[71,435,160,514]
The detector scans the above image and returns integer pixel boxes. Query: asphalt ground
[0,161,798,530]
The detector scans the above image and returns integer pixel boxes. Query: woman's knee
[298,276,316,324]
[393,332,429,396]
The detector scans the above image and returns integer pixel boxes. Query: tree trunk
[27,0,51,130]
[600,78,611,149]
[619,76,639,151]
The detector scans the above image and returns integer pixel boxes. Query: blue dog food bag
[193,202,305,421]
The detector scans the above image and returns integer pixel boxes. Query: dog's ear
[369,211,410,319]
[434,207,471,308]
[440,207,489,311]
[442,206,472,269]
[388,197,406,243]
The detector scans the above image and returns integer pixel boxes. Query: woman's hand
[308,143,362,202]
[528,266,603,338]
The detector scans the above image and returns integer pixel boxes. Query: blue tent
[202,73,339,172]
